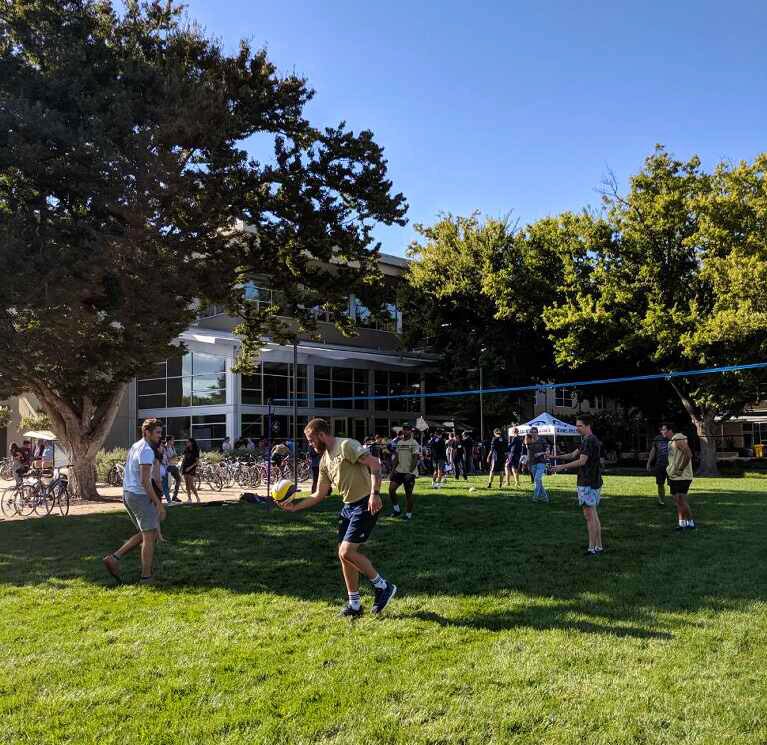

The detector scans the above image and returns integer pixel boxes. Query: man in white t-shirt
[103,418,166,584]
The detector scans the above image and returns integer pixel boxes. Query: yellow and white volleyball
[272,479,299,504]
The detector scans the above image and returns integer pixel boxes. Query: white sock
[687,519,694,527]
[392,505,401,513]
[679,519,685,527]
[406,512,412,518]
[371,574,387,590]
[348,592,361,610]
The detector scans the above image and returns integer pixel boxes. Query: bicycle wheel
[55,481,70,516]
[1,486,19,517]
[34,485,55,516]
[17,485,37,516]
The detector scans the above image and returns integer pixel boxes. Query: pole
[292,341,298,485]
[479,364,484,444]
[267,399,273,499]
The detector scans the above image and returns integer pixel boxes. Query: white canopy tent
[509,412,581,458]
[23,430,70,468]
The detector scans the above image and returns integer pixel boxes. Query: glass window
[167,357,184,378]
[138,353,227,409]
[192,414,227,451]
[167,377,192,408]
[555,388,575,408]
[193,353,226,376]
[138,394,166,410]
[241,415,264,440]
[138,378,166,397]
[332,381,353,408]
[165,417,191,440]
[192,375,226,406]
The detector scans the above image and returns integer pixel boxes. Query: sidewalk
[0,478,309,522]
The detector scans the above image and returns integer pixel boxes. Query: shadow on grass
[405,610,673,640]
[0,477,765,639]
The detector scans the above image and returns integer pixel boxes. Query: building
[0,252,434,454]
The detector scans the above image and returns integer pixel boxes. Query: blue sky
[183,0,766,256]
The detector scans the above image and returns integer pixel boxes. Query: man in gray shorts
[551,414,604,556]
[103,418,166,583]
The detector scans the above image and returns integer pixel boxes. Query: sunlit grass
[1,474,766,744]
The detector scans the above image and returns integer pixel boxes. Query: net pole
[266,399,273,499]
[292,341,298,485]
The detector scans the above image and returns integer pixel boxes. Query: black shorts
[669,479,692,495]
[655,469,668,486]
[390,471,416,487]
[490,454,505,472]
[338,497,379,544]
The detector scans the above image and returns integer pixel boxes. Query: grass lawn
[1,473,767,745]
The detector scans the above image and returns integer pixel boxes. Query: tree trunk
[694,413,719,477]
[32,382,127,501]
[68,447,99,500]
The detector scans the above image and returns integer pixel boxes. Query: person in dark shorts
[504,427,524,488]
[667,432,695,531]
[551,414,604,555]
[462,431,475,476]
[450,431,466,480]
[429,430,447,488]
[389,423,420,519]
[309,444,322,493]
[647,423,673,505]
[486,428,507,488]
[278,418,396,618]
[181,437,200,503]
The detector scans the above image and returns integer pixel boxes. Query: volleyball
[272,479,299,504]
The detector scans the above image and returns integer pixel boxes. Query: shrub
[96,448,128,483]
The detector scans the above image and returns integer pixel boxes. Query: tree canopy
[543,147,767,473]
[0,0,406,495]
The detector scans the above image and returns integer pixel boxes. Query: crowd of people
[101,414,696,613]
[8,438,55,485]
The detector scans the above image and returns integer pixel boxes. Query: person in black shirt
[527,428,550,502]
[504,427,524,488]
[429,431,447,488]
[462,432,474,477]
[486,429,507,488]
[551,414,604,556]
[450,432,466,480]
[181,437,201,503]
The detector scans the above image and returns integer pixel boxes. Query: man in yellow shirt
[278,418,397,618]
[388,422,421,520]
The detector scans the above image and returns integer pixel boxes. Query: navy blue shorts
[390,471,416,488]
[338,497,379,544]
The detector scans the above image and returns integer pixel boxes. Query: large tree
[544,147,767,474]
[402,213,564,431]
[0,0,406,497]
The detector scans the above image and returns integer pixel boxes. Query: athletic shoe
[102,555,121,582]
[138,575,155,585]
[404,513,412,520]
[337,603,363,619]
[387,510,403,518]
[673,525,686,532]
[657,498,665,506]
[371,581,397,615]
[686,523,697,530]
[585,548,600,557]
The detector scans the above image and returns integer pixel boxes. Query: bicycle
[0,481,32,517]
[106,462,124,487]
